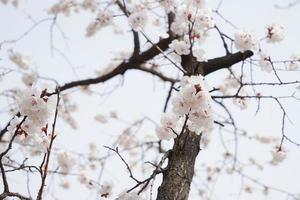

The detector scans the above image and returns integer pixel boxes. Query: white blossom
[270,148,287,165]
[194,49,207,62]
[9,51,30,69]
[128,11,147,31]
[57,151,76,173]
[94,114,108,123]
[59,180,70,189]
[171,19,188,36]
[156,126,177,140]
[233,95,250,110]
[160,0,175,13]
[22,71,38,86]
[187,0,206,8]
[48,0,74,16]
[100,181,113,197]
[86,9,114,37]
[157,75,214,140]
[258,52,272,72]
[96,9,114,27]
[16,88,53,127]
[194,8,215,30]
[169,39,190,55]
[81,0,97,12]
[30,134,50,154]
[288,53,300,70]
[188,107,214,134]
[169,52,182,63]
[160,113,179,128]
[234,30,257,51]
[266,23,285,43]
[156,31,169,39]
[10,87,56,153]
[171,96,190,116]
[109,111,118,119]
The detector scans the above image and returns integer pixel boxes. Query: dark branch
[202,50,254,75]
[56,37,173,93]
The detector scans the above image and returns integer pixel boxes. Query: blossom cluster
[57,150,76,173]
[170,6,214,37]
[234,23,285,52]
[156,75,214,140]
[166,4,214,55]
[6,88,56,153]
[128,9,148,31]
[86,9,114,37]
[48,0,99,16]
[266,23,285,43]
[258,51,299,73]
[9,51,38,86]
[270,147,287,166]
[234,30,257,52]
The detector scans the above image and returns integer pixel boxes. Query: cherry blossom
[169,39,190,55]
[81,0,97,12]
[270,148,287,165]
[9,51,30,69]
[233,95,250,110]
[157,75,214,140]
[160,0,176,13]
[100,181,113,197]
[16,88,54,127]
[187,0,206,8]
[266,23,285,43]
[4,87,57,153]
[128,11,147,31]
[194,49,207,62]
[48,0,74,16]
[288,53,300,70]
[258,52,272,72]
[57,151,76,173]
[234,30,257,51]
[170,19,188,36]
[94,114,108,123]
[194,8,215,30]
[86,9,114,37]
[22,70,38,86]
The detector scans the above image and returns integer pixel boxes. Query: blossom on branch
[266,23,285,43]
[156,75,214,140]
[234,30,257,52]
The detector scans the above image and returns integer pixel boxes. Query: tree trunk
[156,49,253,200]
[156,130,201,200]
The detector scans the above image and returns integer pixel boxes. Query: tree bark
[156,130,201,200]
[156,50,253,200]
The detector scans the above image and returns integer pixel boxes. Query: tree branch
[56,37,173,93]
[202,50,254,75]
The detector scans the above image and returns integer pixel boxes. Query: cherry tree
[0,0,300,199]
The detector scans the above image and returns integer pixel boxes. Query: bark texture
[156,50,253,200]
[156,130,201,200]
